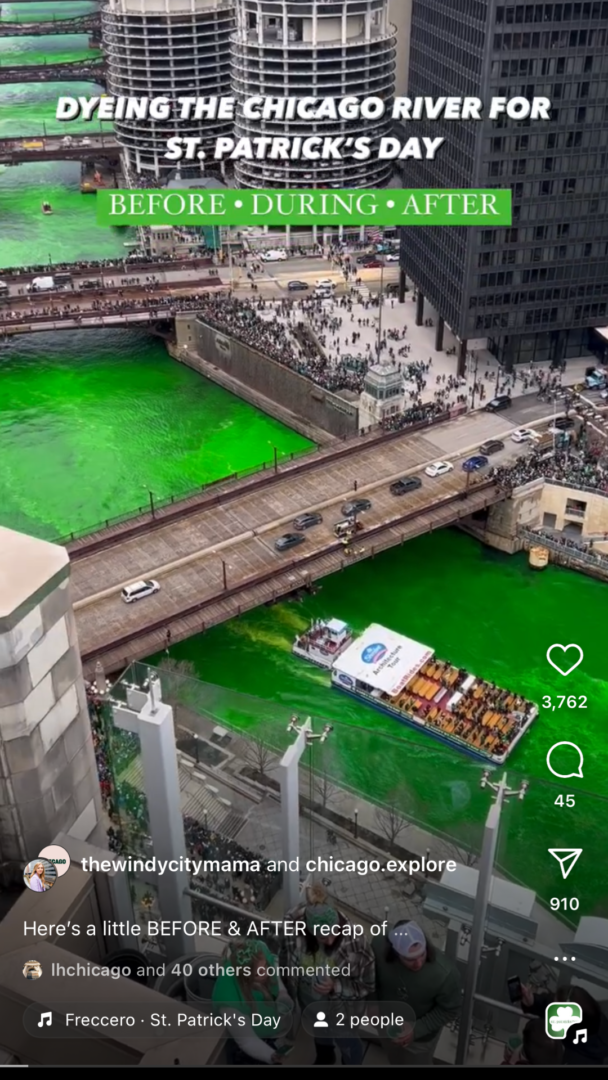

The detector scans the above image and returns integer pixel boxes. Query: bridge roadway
[0,59,104,84]
[0,14,100,35]
[0,257,215,290]
[69,408,534,675]
[0,134,119,165]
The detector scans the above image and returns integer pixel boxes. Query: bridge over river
[0,13,100,35]
[0,133,118,165]
[0,57,105,84]
[61,412,528,676]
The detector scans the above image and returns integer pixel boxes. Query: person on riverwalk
[373,920,461,1065]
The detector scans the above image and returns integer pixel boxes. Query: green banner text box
[97,189,511,227]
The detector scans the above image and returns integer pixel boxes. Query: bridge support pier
[415,290,424,326]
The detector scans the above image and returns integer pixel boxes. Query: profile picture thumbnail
[23,858,57,894]
[23,961,43,980]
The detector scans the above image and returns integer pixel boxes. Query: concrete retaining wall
[175,314,360,438]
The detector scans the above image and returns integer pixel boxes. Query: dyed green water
[0,158,132,266]
[0,33,100,66]
[1,2,97,21]
[0,329,313,540]
[157,531,608,917]
[0,80,111,140]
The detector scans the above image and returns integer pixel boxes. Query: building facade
[398,0,608,370]
[102,0,234,177]
[231,0,397,189]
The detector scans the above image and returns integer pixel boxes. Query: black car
[484,395,512,412]
[341,498,372,517]
[275,533,306,553]
[553,416,575,431]
[356,254,378,265]
[479,439,505,455]
[293,512,323,531]
[287,280,309,291]
[390,476,422,496]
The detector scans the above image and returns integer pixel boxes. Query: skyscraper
[231,0,397,189]
[102,0,234,177]
[398,0,608,372]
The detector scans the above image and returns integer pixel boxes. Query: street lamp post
[193,733,200,764]
[149,490,155,518]
[354,808,359,839]
[273,445,278,473]
[221,560,228,591]
[455,771,528,1065]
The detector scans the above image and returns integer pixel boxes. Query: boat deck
[376,659,536,759]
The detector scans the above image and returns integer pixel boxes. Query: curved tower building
[102,0,234,177]
[231,0,396,189]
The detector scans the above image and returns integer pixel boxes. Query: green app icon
[545,1002,583,1039]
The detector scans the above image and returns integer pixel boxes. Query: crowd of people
[491,443,608,495]
[184,817,280,912]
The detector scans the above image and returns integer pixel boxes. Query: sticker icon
[546,644,583,677]
[545,1001,583,1039]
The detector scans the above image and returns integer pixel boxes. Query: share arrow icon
[548,849,583,880]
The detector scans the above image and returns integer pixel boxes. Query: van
[121,579,160,603]
[333,520,363,539]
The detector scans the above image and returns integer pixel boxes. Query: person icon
[314,1011,329,1029]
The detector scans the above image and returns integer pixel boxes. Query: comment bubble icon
[546,742,584,780]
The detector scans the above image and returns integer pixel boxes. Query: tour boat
[293,620,538,765]
[41,202,53,215]
[292,618,353,670]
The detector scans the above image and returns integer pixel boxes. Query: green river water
[1,3,607,918]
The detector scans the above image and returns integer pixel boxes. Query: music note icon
[37,1012,52,1028]
[573,1028,587,1044]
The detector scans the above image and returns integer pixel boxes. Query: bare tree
[444,842,479,869]
[374,787,412,846]
[312,775,342,810]
[242,737,275,779]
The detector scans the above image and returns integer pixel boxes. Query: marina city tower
[101,0,235,177]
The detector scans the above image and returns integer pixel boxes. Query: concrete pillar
[416,290,424,326]
[435,315,445,352]
[398,268,406,303]
[0,528,101,867]
[457,339,468,379]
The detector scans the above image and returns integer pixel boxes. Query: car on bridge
[511,428,540,443]
[287,280,309,291]
[121,579,160,603]
[425,461,453,478]
[390,476,422,496]
[315,278,337,290]
[385,253,400,262]
[479,439,504,455]
[293,512,323,530]
[341,498,372,517]
[462,454,489,472]
[275,533,306,553]
[484,394,512,412]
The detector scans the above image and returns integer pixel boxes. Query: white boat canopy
[332,623,434,697]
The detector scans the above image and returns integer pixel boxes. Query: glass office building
[398,1,608,371]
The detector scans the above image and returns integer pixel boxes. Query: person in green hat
[212,938,295,1064]
[281,884,375,1065]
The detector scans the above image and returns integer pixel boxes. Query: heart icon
[546,644,584,677]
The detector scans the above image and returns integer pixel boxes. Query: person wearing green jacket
[373,920,462,1065]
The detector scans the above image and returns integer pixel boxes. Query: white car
[121,579,160,603]
[315,278,337,289]
[261,250,287,262]
[511,428,540,443]
[385,253,400,262]
[425,461,454,478]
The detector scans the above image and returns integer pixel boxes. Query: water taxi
[294,621,538,764]
[41,202,53,215]
[292,618,352,670]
